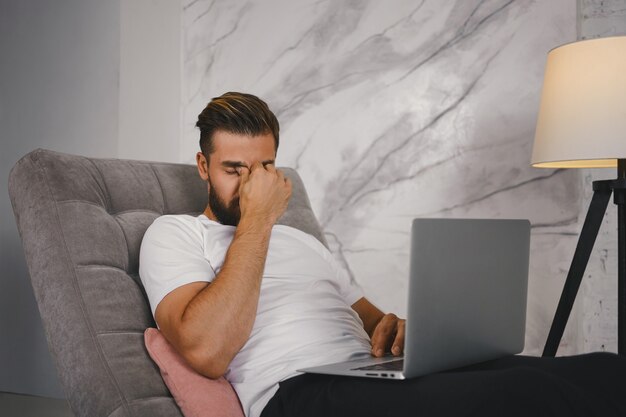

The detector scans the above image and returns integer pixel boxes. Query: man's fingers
[370,314,398,357]
[248,161,264,174]
[237,166,250,190]
[276,168,286,183]
[237,166,250,179]
[391,320,405,356]
[264,163,277,173]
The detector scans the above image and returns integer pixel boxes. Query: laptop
[298,218,530,380]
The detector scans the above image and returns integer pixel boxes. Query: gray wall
[118,0,182,162]
[0,0,181,398]
[0,0,121,398]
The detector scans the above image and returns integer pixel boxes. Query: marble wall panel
[182,0,579,355]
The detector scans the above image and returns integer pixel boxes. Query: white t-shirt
[139,214,372,417]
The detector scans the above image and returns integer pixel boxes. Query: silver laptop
[298,218,530,380]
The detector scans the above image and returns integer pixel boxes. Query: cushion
[144,328,245,417]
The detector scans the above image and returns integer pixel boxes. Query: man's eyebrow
[221,161,247,168]
[221,160,275,168]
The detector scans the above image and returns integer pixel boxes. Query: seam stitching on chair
[114,208,162,216]
[126,396,174,405]
[22,153,82,417]
[35,154,132,417]
[112,215,132,274]
[107,396,176,417]
[55,199,108,209]
[75,264,127,272]
[55,200,162,217]
[75,264,142,288]
[149,164,168,214]
[86,158,113,213]
[96,331,145,335]
[107,404,121,417]
[102,158,194,168]
[74,263,141,284]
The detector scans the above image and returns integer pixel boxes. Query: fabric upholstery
[8,148,327,417]
[144,328,244,417]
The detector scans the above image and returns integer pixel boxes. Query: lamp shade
[531,36,626,168]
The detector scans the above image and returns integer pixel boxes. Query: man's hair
[196,92,280,157]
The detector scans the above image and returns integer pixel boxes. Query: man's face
[196,130,276,226]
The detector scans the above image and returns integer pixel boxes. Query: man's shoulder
[144,213,206,240]
[151,213,199,226]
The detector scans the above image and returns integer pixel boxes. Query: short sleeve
[139,215,216,317]
[331,257,364,306]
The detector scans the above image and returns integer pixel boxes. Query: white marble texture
[181,0,582,355]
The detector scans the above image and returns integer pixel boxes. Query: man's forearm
[179,216,272,376]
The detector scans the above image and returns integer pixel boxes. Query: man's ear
[196,152,209,181]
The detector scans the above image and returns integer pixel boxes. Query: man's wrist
[236,214,274,236]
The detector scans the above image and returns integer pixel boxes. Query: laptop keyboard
[351,359,404,371]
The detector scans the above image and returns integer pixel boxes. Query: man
[140,92,626,417]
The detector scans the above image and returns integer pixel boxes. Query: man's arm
[352,297,405,357]
[155,162,291,379]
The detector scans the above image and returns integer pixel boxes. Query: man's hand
[370,313,406,357]
[237,161,292,227]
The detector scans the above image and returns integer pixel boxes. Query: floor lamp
[531,36,626,356]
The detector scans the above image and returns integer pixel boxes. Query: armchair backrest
[8,148,326,417]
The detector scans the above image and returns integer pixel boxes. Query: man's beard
[208,176,241,226]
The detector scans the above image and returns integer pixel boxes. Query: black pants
[260,352,626,417]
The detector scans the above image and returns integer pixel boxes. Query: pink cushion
[144,327,245,417]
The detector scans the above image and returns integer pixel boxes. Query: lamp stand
[543,159,626,357]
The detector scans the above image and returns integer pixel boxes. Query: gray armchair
[8,148,327,417]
